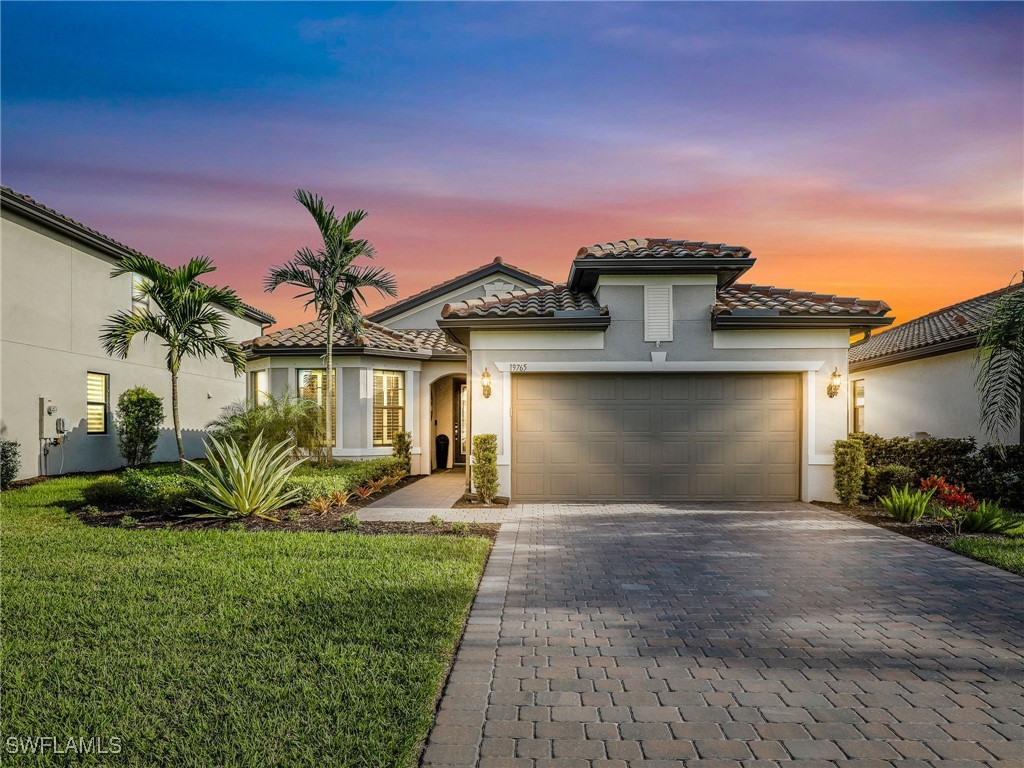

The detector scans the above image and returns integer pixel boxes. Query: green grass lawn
[948,536,1024,577]
[1,477,490,767]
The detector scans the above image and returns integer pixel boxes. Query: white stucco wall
[0,211,265,479]
[853,349,1019,444]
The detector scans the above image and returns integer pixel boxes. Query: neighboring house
[848,282,1023,445]
[0,187,273,480]
[245,238,893,502]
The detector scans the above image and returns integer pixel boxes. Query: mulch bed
[452,494,508,510]
[813,500,1010,550]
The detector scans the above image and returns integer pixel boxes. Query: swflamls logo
[5,736,122,754]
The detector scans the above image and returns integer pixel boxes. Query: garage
[511,372,801,502]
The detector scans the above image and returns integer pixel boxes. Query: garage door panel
[512,373,800,502]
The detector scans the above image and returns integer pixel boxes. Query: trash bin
[435,434,450,470]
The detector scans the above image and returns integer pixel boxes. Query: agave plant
[880,484,935,523]
[185,434,305,521]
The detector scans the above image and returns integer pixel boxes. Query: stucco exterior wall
[853,349,1019,444]
[0,211,264,479]
[378,276,537,329]
[463,277,852,502]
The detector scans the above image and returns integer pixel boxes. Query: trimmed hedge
[833,439,866,505]
[284,457,406,503]
[864,464,916,500]
[1,440,21,489]
[471,434,499,504]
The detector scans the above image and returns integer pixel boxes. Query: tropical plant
[308,497,332,514]
[880,484,935,523]
[184,434,304,521]
[330,490,354,508]
[119,515,139,529]
[921,475,977,511]
[100,253,246,464]
[451,521,470,536]
[115,387,165,467]
[975,278,1024,445]
[392,430,412,472]
[472,433,499,505]
[368,477,388,494]
[833,439,866,505]
[428,514,444,527]
[265,190,398,456]
[1,440,21,489]
[353,485,374,500]
[961,500,1016,534]
[207,389,328,462]
[338,513,361,531]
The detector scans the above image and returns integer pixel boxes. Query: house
[0,187,273,480]
[848,282,1023,444]
[244,238,893,502]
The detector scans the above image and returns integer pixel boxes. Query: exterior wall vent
[644,285,673,342]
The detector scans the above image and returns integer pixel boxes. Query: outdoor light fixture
[827,367,842,399]
[481,367,492,399]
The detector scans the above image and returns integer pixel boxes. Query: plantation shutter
[644,285,673,342]
[373,371,405,446]
[296,369,336,446]
[86,372,109,434]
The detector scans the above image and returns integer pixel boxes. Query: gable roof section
[715,284,892,329]
[849,282,1023,371]
[1,186,275,325]
[367,256,554,324]
[244,319,463,359]
[568,238,756,291]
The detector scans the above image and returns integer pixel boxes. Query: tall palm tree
[264,190,397,454]
[975,275,1024,444]
[101,254,246,464]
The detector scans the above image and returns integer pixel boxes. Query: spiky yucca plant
[880,484,935,523]
[185,434,304,521]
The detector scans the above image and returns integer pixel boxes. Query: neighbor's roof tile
[716,284,892,318]
[441,284,604,319]
[849,282,1024,365]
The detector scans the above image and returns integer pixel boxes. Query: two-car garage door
[511,373,801,502]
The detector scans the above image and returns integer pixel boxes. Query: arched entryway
[429,373,467,471]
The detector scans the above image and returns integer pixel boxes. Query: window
[250,370,269,406]
[644,285,673,342]
[373,370,405,446]
[852,379,865,433]
[297,369,336,445]
[86,372,109,434]
[131,274,150,315]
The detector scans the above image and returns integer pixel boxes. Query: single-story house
[244,238,893,502]
[0,186,274,480]
[848,282,1023,444]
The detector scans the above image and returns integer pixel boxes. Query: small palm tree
[265,190,397,453]
[975,275,1024,445]
[101,253,246,464]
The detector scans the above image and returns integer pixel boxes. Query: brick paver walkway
[363,469,468,511]
[406,502,1024,767]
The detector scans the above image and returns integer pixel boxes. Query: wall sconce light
[481,367,492,399]
[827,367,842,399]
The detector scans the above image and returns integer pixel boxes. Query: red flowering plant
[920,475,978,534]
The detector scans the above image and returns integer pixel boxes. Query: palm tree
[264,190,397,455]
[975,274,1024,445]
[101,254,246,464]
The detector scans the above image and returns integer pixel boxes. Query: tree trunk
[325,314,334,464]
[171,366,185,465]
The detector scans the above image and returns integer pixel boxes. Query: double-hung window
[373,370,405,446]
[250,370,269,406]
[297,369,336,446]
[852,380,865,434]
[86,372,109,434]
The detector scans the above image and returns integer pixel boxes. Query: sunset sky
[2,2,1021,330]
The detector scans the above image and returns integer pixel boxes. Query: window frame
[851,378,865,434]
[373,369,406,447]
[250,370,269,406]
[296,368,336,447]
[86,372,110,435]
[131,273,150,315]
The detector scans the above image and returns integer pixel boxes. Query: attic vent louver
[644,285,673,342]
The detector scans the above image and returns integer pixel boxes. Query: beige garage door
[511,373,801,501]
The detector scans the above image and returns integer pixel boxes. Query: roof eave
[244,345,432,360]
[713,314,895,332]
[567,257,756,291]
[849,334,977,372]
[437,314,611,345]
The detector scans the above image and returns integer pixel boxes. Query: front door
[453,379,467,464]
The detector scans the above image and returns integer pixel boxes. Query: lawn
[1,476,491,767]
[948,536,1024,577]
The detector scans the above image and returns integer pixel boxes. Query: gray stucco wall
[1,211,264,479]
[854,349,1019,444]
[380,276,535,329]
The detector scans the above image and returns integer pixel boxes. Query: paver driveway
[368,499,1024,767]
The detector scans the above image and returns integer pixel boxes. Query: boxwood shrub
[833,439,866,505]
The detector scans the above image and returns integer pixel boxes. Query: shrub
[392,430,412,472]
[330,490,353,508]
[185,434,305,521]
[283,457,405,502]
[833,439,866,505]
[82,476,131,506]
[119,514,139,529]
[451,521,470,536]
[428,514,444,527]
[207,390,328,463]
[353,486,374,500]
[121,468,194,514]
[308,497,332,513]
[921,476,977,511]
[472,433,499,505]
[78,504,101,517]
[865,464,916,501]
[338,513,361,531]
[115,387,164,467]
[975,444,1024,512]
[961,500,1016,534]
[1,440,21,489]
[880,484,935,523]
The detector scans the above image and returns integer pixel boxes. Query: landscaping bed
[452,494,508,510]
[1,475,492,767]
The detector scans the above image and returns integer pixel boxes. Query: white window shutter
[644,285,673,342]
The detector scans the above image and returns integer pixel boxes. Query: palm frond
[975,285,1024,443]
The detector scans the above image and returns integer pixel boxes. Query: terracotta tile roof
[577,238,752,260]
[441,284,605,319]
[1,186,275,324]
[367,256,554,322]
[390,328,464,356]
[849,282,1024,366]
[716,284,892,318]
[244,319,448,356]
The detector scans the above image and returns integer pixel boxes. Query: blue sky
[3,2,1021,327]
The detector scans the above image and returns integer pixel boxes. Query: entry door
[453,380,467,464]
